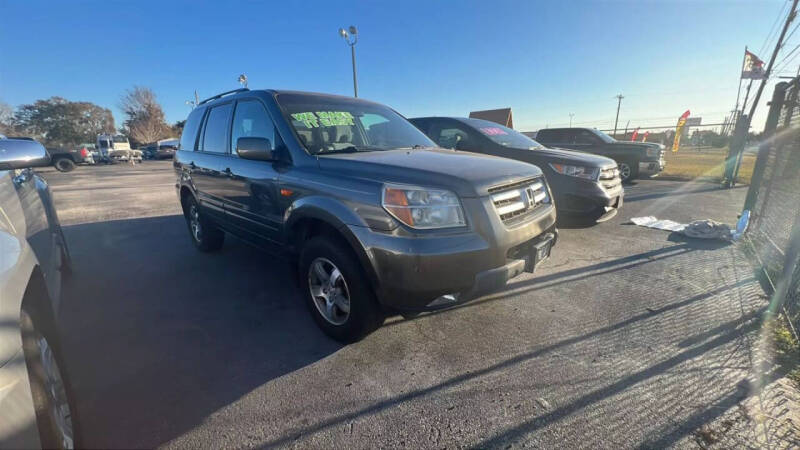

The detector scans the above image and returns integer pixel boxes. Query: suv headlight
[646,147,660,158]
[548,163,599,180]
[382,184,465,229]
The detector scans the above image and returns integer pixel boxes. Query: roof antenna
[238,74,248,88]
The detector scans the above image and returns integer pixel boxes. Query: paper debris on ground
[630,216,686,232]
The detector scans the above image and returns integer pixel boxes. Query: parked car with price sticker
[174,89,558,342]
[410,117,624,223]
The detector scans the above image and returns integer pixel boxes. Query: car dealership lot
[40,162,771,448]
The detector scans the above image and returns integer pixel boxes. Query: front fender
[284,196,383,293]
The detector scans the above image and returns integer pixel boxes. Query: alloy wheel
[618,162,631,181]
[189,204,202,242]
[36,333,74,449]
[308,257,351,325]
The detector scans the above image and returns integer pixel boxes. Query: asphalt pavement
[39,161,775,448]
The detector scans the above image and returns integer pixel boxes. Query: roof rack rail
[198,88,249,105]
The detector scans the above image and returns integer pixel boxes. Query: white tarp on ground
[630,211,750,241]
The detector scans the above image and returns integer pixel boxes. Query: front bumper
[551,176,624,220]
[348,198,558,312]
[639,158,665,177]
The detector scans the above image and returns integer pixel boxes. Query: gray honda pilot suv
[175,89,557,342]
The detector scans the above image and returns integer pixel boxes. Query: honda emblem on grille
[525,187,535,207]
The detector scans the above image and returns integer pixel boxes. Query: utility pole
[613,94,624,136]
[569,113,574,127]
[725,0,799,186]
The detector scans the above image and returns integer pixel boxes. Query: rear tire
[53,158,76,173]
[300,237,384,342]
[21,308,80,449]
[183,196,224,252]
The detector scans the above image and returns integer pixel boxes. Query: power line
[772,41,800,74]
[760,0,791,56]
[782,19,800,46]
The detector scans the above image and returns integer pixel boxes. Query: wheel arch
[20,265,58,338]
[286,203,380,293]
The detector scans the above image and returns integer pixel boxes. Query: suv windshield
[590,128,617,143]
[276,93,434,155]
[465,118,545,149]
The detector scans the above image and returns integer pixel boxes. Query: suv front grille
[490,177,549,223]
[599,166,622,191]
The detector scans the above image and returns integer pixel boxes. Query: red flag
[631,128,639,141]
[742,50,766,79]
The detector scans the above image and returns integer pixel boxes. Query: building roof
[468,108,513,128]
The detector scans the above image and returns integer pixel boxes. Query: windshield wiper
[317,146,360,154]
[391,144,429,150]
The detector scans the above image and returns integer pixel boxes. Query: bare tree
[0,101,14,135]
[120,86,170,144]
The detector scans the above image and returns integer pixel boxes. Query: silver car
[0,137,78,448]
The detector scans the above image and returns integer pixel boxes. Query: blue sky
[0,0,789,132]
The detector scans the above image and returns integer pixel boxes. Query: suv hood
[317,148,543,197]
[521,146,616,168]
[611,141,663,150]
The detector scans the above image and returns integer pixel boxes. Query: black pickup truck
[3,137,93,172]
[47,145,94,172]
[175,89,558,342]
[534,127,665,182]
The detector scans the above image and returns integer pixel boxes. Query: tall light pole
[613,94,624,136]
[569,113,574,127]
[339,25,359,97]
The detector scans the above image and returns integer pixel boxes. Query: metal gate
[744,77,800,337]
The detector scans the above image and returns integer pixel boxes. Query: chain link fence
[744,77,800,337]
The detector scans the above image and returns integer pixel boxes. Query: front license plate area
[524,233,554,273]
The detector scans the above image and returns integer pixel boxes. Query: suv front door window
[222,99,283,243]
[574,130,600,145]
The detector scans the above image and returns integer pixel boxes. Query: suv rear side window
[179,107,205,151]
[200,103,233,153]
[231,100,276,153]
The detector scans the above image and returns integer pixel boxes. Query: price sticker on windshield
[291,111,355,128]
[479,127,508,136]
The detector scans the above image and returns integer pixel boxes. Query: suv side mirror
[0,138,51,170]
[236,137,274,161]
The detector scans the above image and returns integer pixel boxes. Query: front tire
[183,196,224,252]
[21,309,80,449]
[53,158,76,173]
[300,237,384,342]
[618,160,638,183]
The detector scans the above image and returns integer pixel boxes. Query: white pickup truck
[96,134,143,163]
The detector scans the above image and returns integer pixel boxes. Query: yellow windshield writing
[291,111,355,128]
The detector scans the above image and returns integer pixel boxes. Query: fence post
[743,82,788,212]
[723,117,749,187]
